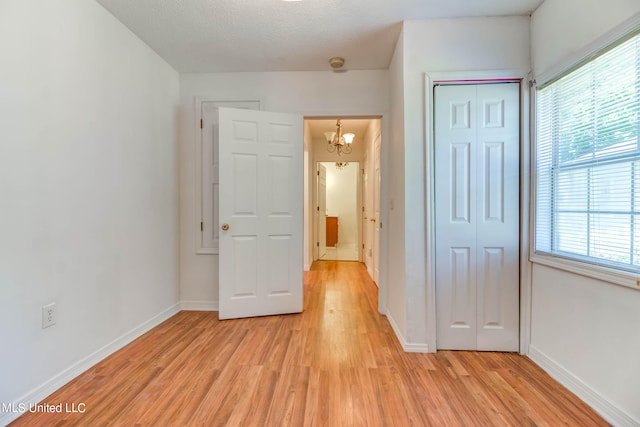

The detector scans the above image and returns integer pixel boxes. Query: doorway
[434,82,520,351]
[304,117,382,288]
[317,161,360,261]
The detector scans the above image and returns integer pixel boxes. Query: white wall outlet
[42,303,57,329]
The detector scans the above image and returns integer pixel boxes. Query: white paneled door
[218,107,303,320]
[435,83,520,351]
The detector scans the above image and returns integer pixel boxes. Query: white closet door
[435,83,520,351]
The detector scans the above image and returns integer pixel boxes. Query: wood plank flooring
[11,261,608,426]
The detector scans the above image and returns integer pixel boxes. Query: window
[535,30,640,274]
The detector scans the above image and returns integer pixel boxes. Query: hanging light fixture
[335,162,349,170]
[325,119,355,156]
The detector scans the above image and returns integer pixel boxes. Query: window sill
[530,253,640,291]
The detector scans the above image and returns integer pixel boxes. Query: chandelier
[335,162,349,170]
[325,120,355,156]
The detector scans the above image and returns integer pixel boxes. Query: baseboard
[385,310,430,353]
[0,303,180,427]
[528,345,639,427]
[180,300,218,311]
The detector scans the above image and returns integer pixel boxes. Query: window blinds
[535,30,640,271]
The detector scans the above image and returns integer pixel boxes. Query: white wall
[0,0,180,423]
[387,27,408,340]
[388,17,530,350]
[179,71,388,306]
[530,2,640,424]
[324,162,359,245]
[531,0,640,76]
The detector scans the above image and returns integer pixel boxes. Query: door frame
[424,70,531,355]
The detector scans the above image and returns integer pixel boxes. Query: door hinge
[200,221,203,231]
[379,222,382,229]
[362,206,365,212]
[317,170,320,176]
[317,242,319,247]
[362,244,365,249]
[317,206,320,211]
[200,119,203,129]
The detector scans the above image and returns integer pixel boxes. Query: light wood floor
[12,261,607,426]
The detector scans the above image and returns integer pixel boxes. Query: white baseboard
[0,303,180,427]
[528,345,639,427]
[385,310,430,353]
[180,300,218,311]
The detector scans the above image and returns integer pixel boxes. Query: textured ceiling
[96,0,543,73]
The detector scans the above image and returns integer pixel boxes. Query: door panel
[448,246,476,349]
[268,235,292,294]
[435,83,519,351]
[218,107,303,320]
[232,237,258,297]
[483,142,505,222]
[269,156,292,214]
[451,142,471,223]
[436,85,477,350]
[476,83,520,351]
[233,154,258,214]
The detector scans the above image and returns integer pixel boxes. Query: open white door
[317,163,327,260]
[218,107,303,320]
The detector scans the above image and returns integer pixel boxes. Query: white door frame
[424,71,531,355]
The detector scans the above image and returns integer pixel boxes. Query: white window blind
[535,30,640,272]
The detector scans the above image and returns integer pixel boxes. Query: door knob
[221,223,230,231]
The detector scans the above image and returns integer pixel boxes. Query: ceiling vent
[329,57,345,69]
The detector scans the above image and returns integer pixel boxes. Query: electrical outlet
[42,303,57,329]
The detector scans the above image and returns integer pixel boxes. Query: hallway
[11,262,606,426]
[319,243,359,261]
